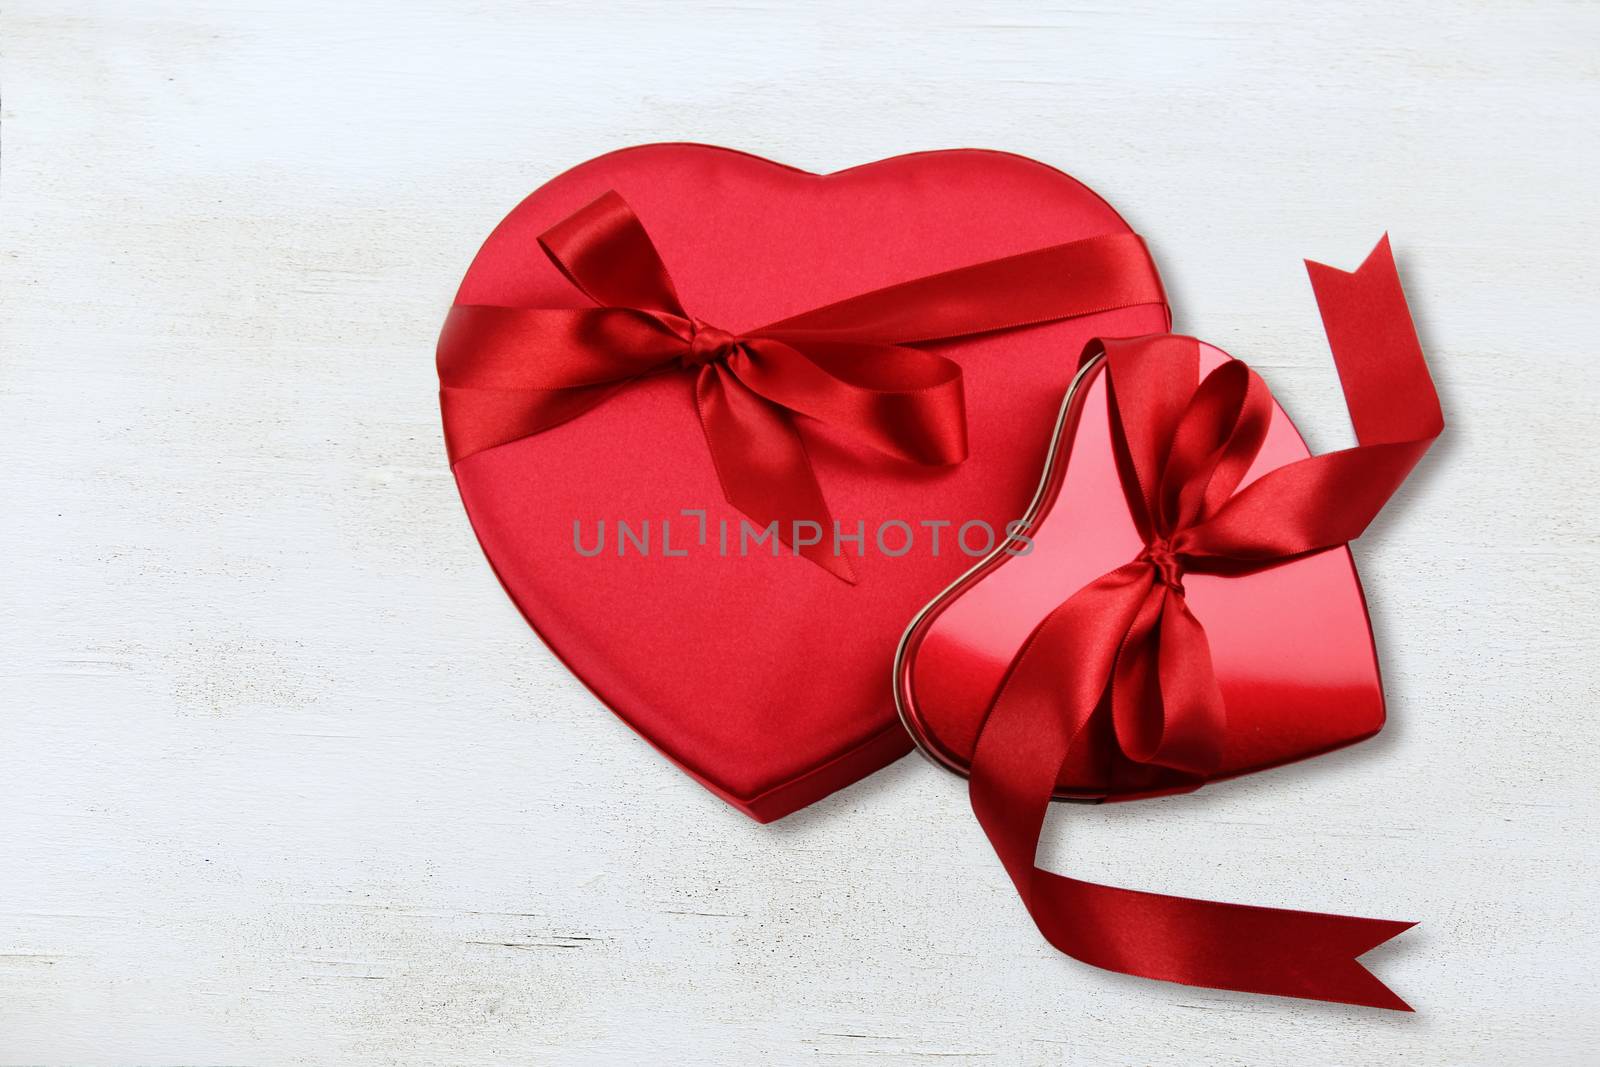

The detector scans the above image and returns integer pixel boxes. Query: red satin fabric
[439,191,1165,582]
[446,145,1171,822]
[970,237,1442,1009]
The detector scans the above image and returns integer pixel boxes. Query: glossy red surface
[897,343,1386,799]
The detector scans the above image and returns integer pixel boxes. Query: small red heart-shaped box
[896,343,1386,799]
[445,144,1169,821]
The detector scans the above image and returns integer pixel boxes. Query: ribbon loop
[968,236,1442,1009]
[440,191,1167,581]
[538,190,687,317]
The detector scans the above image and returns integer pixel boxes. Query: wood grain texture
[2,1,1597,1063]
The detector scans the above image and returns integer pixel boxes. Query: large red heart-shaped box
[895,342,1386,799]
[444,144,1170,821]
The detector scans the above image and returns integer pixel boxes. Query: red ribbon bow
[970,237,1442,1010]
[438,191,1166,581]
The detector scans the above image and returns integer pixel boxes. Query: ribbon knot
[1138,537,1184,592]
[438,190,1166,583]
[683,319,740,368]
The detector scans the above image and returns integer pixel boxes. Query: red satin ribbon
[438,191,1166,582]
[970,236,1442,1010]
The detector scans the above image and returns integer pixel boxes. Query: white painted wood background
[3,1,1598,1063]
